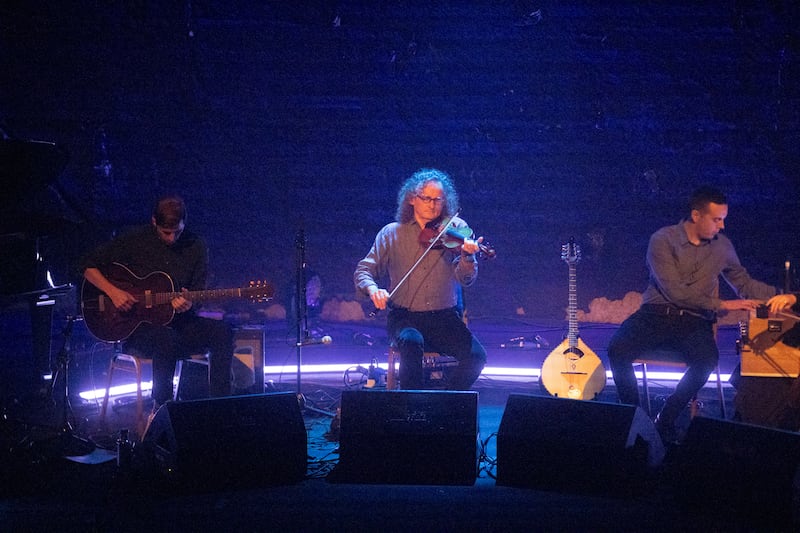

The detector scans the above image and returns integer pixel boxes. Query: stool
[101,347,152,437]
[633,358,726,419]
[386,346,459,390]
[101,349,209,437]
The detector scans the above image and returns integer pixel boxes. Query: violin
[368,215,496,318]
[419,219,496,260]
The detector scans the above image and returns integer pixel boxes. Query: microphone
[298,335,332,346]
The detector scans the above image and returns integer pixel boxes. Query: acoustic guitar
[81,262,274,342]
[540,238,607,400]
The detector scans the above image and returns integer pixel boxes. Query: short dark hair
[152,194,187,228]
[688,186,726,215]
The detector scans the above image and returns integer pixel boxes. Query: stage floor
[39,316,742,440]
[4,317,788,531]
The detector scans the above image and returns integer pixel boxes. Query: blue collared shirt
[642,221,775,313]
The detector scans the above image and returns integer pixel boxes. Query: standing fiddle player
[354,168,487,390]
[607,186,776,443]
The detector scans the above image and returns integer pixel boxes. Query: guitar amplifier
[175,326,265,400]
[233,325,265,394]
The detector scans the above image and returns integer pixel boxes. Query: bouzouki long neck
[567,260,579,350]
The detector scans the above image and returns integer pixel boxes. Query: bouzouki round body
[540,338,607,400]
[539,238,606,400]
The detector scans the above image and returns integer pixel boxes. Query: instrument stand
[42,315,96,458]
[294,228,334,417]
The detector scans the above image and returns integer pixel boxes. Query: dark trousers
[607,309,718,425]
[126,315,234,405]
[387,307,486,390]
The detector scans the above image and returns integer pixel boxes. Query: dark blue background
[3,1,799,320]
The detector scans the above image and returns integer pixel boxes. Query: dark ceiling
[2,1,799,319]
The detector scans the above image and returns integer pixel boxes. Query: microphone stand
[294,228,334,417]
[295,227,307,397]
[44,315,96,458]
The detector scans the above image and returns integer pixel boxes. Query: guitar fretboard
[148,287,258,306]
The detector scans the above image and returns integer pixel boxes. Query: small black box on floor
[140,392,306,489]
[328,389,479,485]
[496,394,664,493]
[670,416,800,526]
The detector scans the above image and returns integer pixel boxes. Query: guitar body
[540,338,607,400]
[539,238,606,400]
[81,263,176,342]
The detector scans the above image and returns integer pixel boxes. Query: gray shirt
[354,217,477,312]
[642,221,776,313]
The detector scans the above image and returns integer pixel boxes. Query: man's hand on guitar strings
[172,288,193,313]
[110,287,138,312]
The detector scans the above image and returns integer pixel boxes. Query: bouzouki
[540,238,607,400]
[81,262,274,342]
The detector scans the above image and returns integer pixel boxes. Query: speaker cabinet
[671,416,800,525]
[497,394,664,492]
[733,374,800,431]
[328,390,479,485]
[141,392,306,488]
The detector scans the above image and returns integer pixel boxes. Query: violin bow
[368,211,460,317]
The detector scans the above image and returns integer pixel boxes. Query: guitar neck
[153,287,252,305]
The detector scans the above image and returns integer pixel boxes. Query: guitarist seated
[82,195,234,423]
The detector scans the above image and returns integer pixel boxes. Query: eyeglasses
[416,194,444,205]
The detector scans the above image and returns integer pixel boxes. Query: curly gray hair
[395,168,460,223]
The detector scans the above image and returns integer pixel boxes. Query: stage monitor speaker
[328,390,479,485]
[670,416,800,525]
[496,394,664,493]
[141,392,306,489]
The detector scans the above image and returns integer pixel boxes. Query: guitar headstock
[561,237,581,265]
[245,280,275,303]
